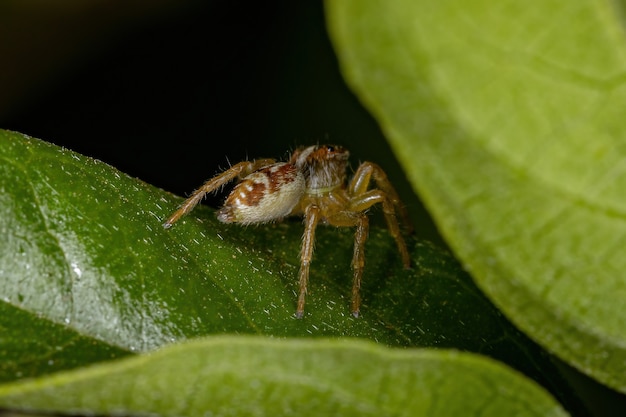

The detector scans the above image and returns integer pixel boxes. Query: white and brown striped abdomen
[217,162,305,224]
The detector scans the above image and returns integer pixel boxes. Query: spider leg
[163,158,275,228]
[349,162,413,234]
[296,204,320,318]
[351,214,369,317]
[350,190,411,269]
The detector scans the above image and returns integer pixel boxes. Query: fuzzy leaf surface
[0,130,575,413]
[0,336,569,417]
[327,0,626,392]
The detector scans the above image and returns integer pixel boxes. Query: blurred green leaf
[0,336,569,417]
[0,130,576,413]
[326,0,626,393]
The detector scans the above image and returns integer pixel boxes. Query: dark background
[1,1,625,416]
[1,0,435,240]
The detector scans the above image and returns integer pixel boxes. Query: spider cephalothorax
[164,144,412,317]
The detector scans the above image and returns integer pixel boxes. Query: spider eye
[326,145,335,152]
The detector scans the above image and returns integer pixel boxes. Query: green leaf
[0,336,569,417]
[0,130,578,412]
[326,0,626,393]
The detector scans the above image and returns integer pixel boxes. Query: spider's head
[291,144,350,192]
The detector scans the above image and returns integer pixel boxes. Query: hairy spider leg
[162,158,275,228]
[350,214,369,317]
[349,162,413,233]
[296,204,320,318]
[349,189,410,269]
[348,162,412,268]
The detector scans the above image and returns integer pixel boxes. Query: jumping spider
[163,144,412,318]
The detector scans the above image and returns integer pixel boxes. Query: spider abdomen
[217,162,305,224]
